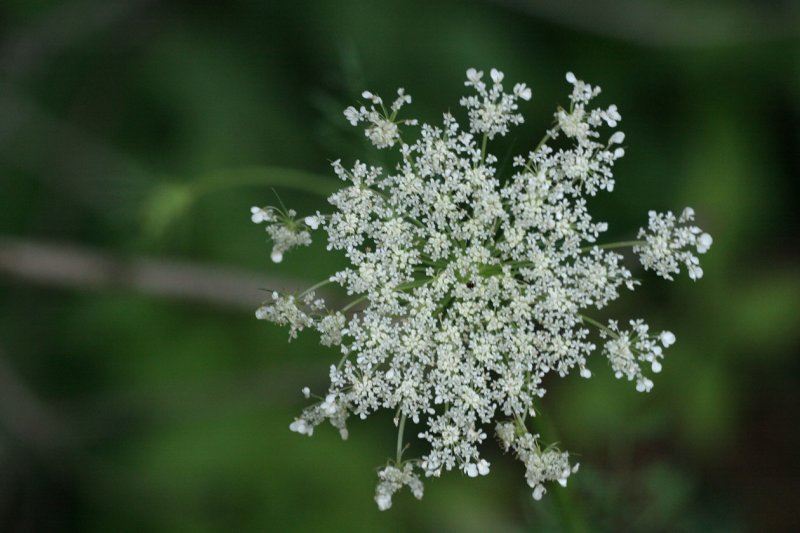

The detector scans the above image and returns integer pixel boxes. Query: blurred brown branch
[488,0,799,47]
[0,238,320,310]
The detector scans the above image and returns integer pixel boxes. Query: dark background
[1,0,799,531]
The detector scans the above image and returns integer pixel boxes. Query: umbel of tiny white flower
[250,68,712,510]
[250,206,322,263]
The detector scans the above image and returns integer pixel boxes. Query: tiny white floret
[490,68,504,84]
[660,330,676,347]
[697,233,713,254]
[609,131,625,144]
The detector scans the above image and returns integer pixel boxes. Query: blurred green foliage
[1,0,798,531]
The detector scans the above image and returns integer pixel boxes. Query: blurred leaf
[731,271,800,355]
[141,180,194,241]
[140,166,338,241]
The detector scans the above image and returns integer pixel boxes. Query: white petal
[697,233,713,253]
[490,68,504,83]
[660,331,676,347]
[515,83,532,101]
[375,493,392,511]
[688,264,704,280]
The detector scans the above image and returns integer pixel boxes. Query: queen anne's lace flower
[634,207,713,281]
[343,88,416,148]
[375,463,424,510]
[250,206,314,263]
[251,68,712,509]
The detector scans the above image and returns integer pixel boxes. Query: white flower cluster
[255,291,318,339]
[251,68,712,509]
[374,463,424,510]
[496,421,578,501]
[634,207,713,281]
[250,206,317,263]
[255,290,346,345]
[461,68,531,138]
[343,88,416,149]
[601,319,676,393]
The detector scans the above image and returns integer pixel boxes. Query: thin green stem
[299,278,334,298]
[336,351,349,371]
[506,260,535,269]
[522,131,553,173]
[403,279,428,290]
[582,240,646,252]
[528,410,588,533]
[194,165,340,197]
[341,295,367,313]
[578,313,617,338]
[533,131,551,154]
[396,414,407,463]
